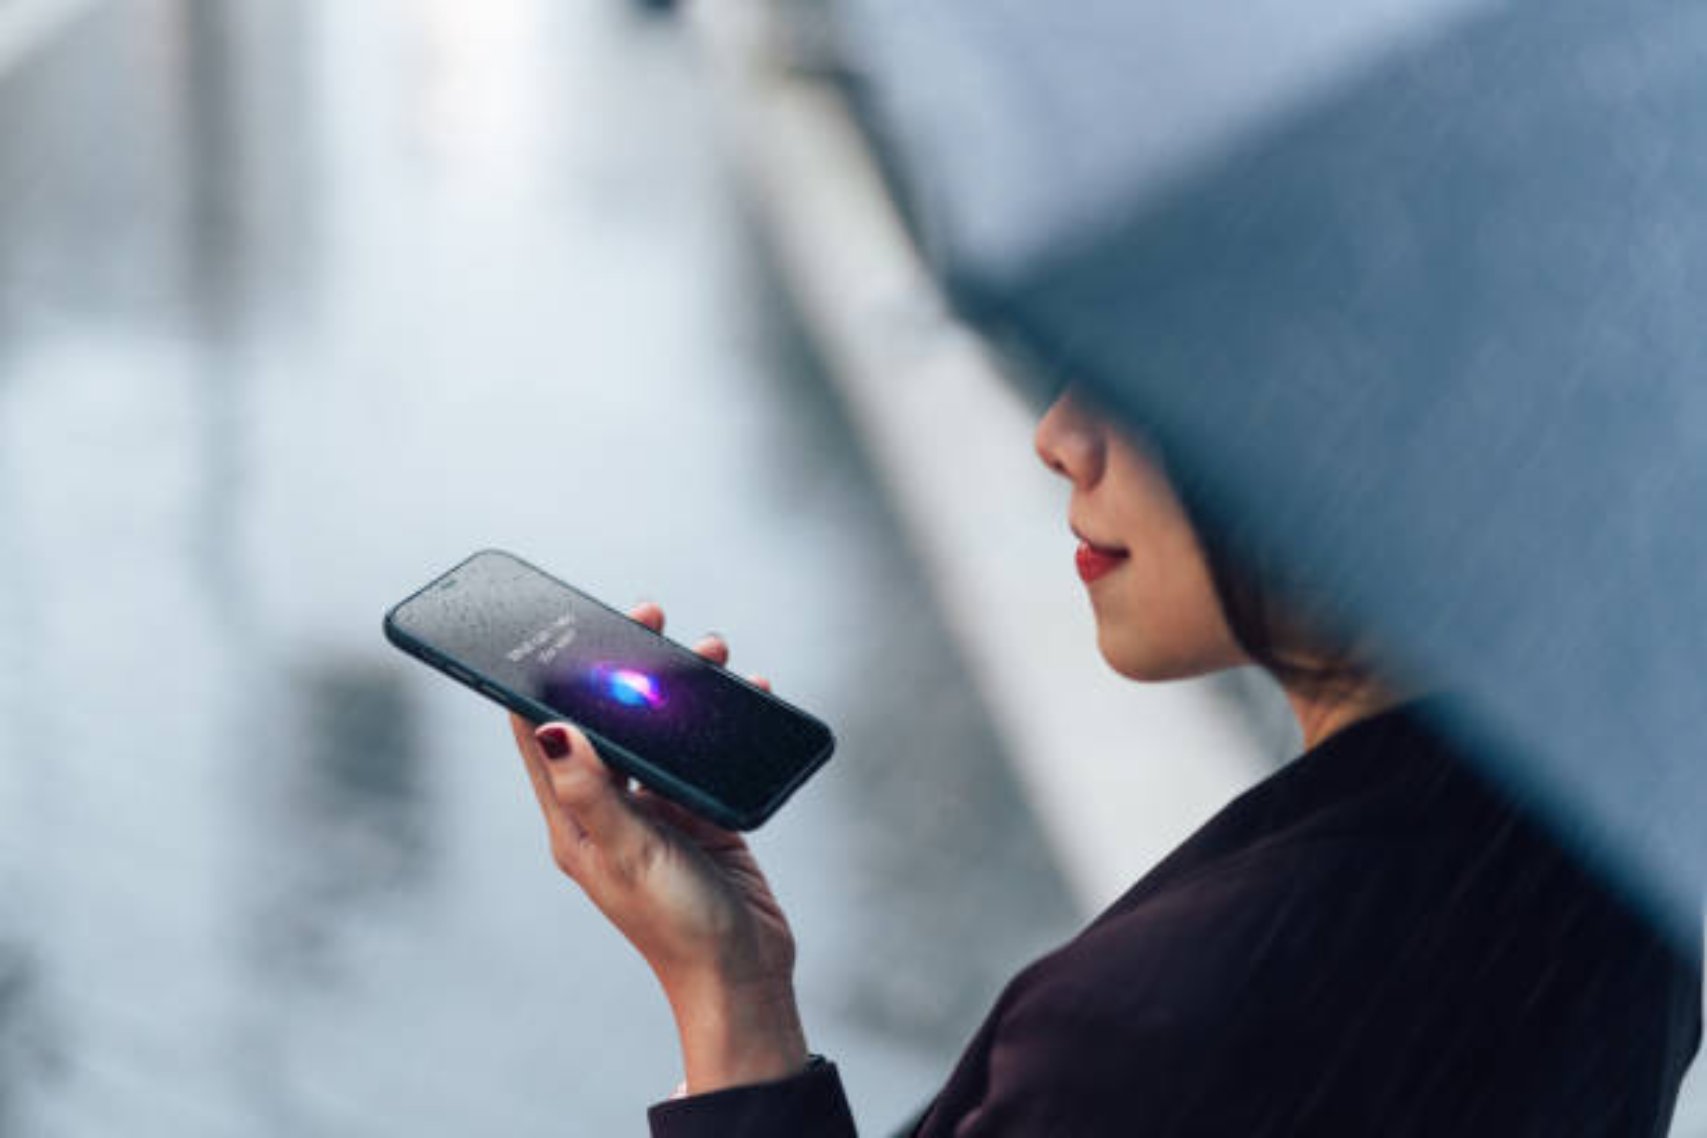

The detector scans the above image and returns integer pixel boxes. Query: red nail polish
[536,725,571,760]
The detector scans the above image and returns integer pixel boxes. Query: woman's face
[1034,389,1248,681]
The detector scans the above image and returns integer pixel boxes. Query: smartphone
[383,549,835,830]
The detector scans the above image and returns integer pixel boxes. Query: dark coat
[649,698,1702,1136]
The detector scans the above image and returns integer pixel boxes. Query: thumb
[534,723,644,854]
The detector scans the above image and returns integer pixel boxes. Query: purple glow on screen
[604,667,664,709]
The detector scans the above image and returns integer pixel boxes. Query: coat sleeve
[647,1058,858,1138]
[914,865,1320,1136]
[929,993,1207,1136]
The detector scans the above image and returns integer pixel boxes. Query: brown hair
[1173,475,1377,699]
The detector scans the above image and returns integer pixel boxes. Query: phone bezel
[382,549,836,831]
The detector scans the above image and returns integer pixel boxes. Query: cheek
[1093,458,1244,678]
[1092,545,1241,680]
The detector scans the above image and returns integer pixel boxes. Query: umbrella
[834,0,1707,944]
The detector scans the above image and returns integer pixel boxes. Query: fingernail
[536,725,572,760]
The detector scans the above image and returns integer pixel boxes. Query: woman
[510,388,1701,1135]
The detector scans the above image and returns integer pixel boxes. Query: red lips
[1075,540,1128,583]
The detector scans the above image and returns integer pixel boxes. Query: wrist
[666,974,809,1094]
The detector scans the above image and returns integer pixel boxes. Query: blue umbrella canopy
[838,0,1707,942]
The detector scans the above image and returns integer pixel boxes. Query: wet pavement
[0,2,1077,1134]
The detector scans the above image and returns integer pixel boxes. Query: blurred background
[0,1,1699,1135]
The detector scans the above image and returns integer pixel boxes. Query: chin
[1098,634,1194,683]
[1097,629,1234,683]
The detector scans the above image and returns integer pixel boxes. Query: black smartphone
[383,549,835,830]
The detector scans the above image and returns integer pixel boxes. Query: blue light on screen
[602,667,664,709]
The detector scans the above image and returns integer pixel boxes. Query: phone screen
[385,550,835,829]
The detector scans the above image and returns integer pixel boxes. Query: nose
[1034,390,1106,487]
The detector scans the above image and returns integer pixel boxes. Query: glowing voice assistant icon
[598,666,664,709]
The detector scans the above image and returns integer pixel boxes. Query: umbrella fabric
[838,0,1707,944]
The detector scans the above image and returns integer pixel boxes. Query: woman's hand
[509,602,809,1094]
